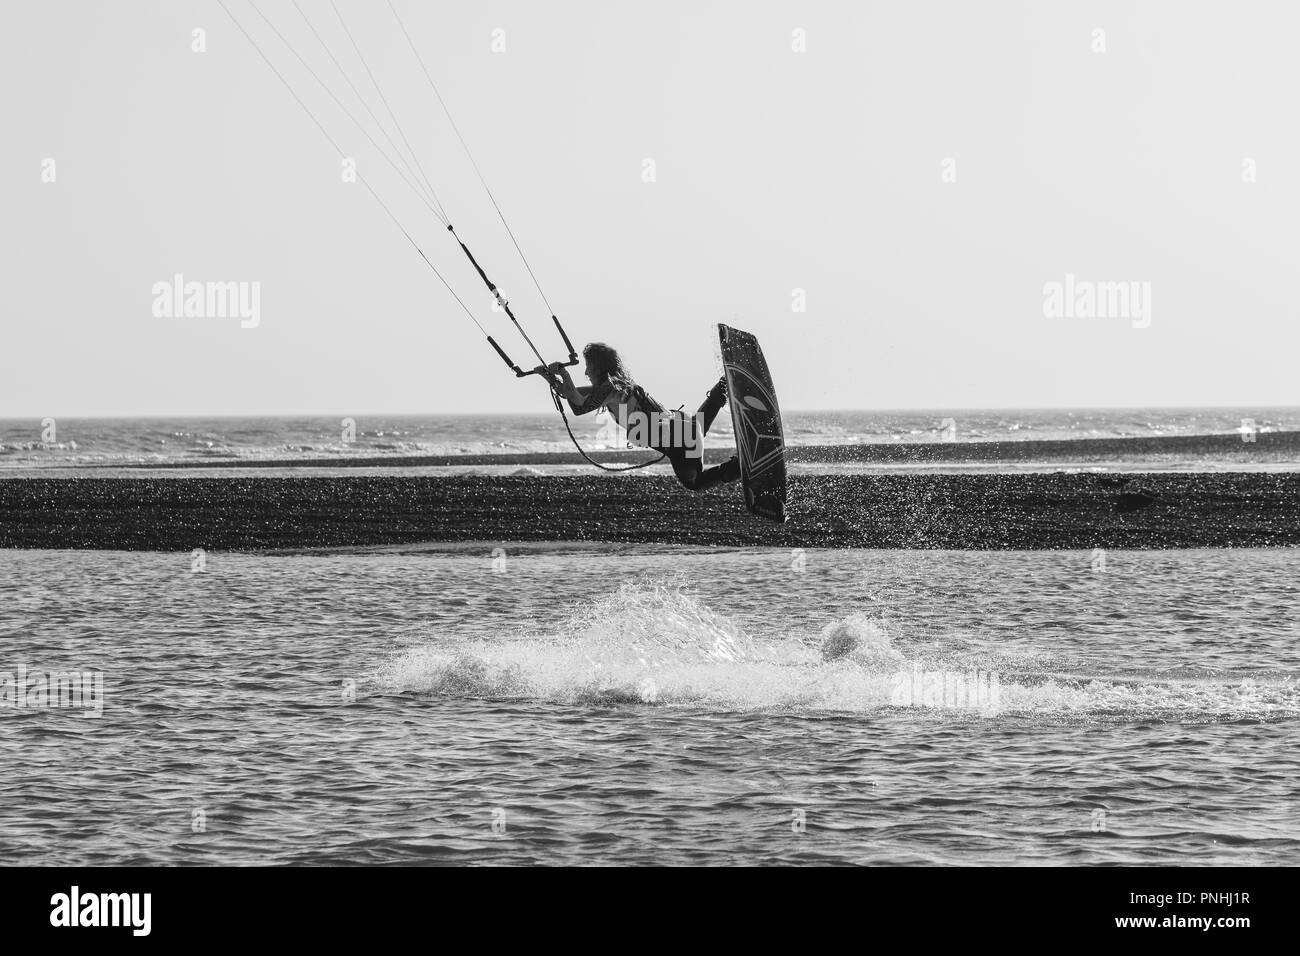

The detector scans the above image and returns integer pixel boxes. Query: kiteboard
[718,323,788,523]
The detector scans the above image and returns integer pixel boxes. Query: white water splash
[369,582,1300,720]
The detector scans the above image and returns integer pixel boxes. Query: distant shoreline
[9,428,1291,470]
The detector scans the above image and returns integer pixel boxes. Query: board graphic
[718,323,788,523]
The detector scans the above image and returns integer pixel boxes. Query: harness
[548,383,669,473]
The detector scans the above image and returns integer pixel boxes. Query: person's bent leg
[664,447,704,489]
[691,455,740,491]
[668,448,740,492]
[696,376,728,435]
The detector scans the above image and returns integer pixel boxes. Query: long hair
[583,342,637,392]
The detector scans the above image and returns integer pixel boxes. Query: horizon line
[2,403,1298,421]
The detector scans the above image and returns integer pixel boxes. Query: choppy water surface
[1,546,1297,865]
[3,407,1296,467]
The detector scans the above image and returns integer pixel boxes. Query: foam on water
[370,583,1299,720]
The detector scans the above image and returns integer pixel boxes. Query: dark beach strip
[2,473,1297,551]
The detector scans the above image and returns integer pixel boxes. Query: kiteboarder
[546,343,741,491]
[220,0,786,518]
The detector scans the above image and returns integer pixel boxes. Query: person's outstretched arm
[550,365,611,415]
[540,364,600,413]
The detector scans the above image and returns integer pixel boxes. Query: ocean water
[1,407,1295,469]
[1,545,1296,866]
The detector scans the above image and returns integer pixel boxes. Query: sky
[3,0,1298,416]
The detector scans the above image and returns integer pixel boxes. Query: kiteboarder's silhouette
[547,343,740,491]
